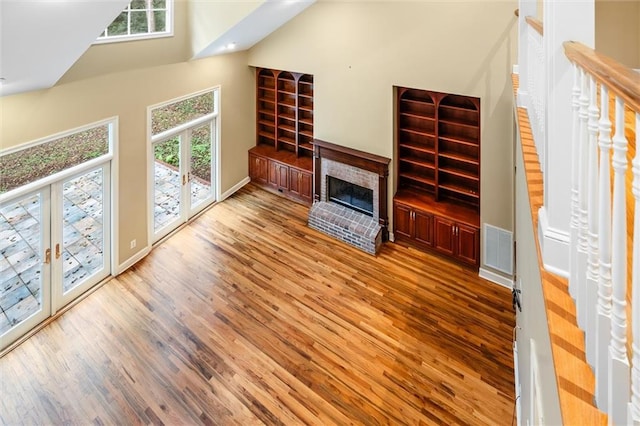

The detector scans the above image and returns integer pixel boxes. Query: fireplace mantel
[312,139,391,241]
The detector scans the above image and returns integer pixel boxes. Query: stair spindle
[585,76,600,368]
[595,83,613,411]
[609,96,630,425]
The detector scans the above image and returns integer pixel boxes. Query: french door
[152,120,216,242]
[0,163,111,350]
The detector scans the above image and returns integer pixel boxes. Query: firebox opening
[327,176,374,217]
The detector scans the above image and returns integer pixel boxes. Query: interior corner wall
[595,0,640,69]
[0,51,254,266]
[247,1,519,269]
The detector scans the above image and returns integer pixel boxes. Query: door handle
[55,243,61,259]
[44,248,51,264]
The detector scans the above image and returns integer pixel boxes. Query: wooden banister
[564,41,640,113]
[525,16,543,36]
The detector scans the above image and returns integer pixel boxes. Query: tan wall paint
[595,0,640,68]
[0,51,254,265]
[248,1,518,255]
[58,0,191,85]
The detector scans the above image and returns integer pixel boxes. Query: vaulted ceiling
[0,0,315,97]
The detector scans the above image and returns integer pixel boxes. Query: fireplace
[327,176,373,217]
[308,139,391,255]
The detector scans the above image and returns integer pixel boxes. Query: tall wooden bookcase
[393,87,481,267]
[250,68,314,205]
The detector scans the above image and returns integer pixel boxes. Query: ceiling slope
[191,0,315,60]
[0,0,130,97]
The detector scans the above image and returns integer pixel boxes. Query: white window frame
[95,0,173,44]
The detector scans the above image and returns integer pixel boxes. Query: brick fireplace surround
[308,139,391,255]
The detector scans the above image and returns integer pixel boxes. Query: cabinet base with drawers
[393,188,479,267]
[249,145,313,205]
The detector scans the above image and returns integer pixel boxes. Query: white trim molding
[221,177,250,201]
[117,246,152,275]
[479,268,514,289]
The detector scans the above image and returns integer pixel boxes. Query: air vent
[484,224,513,275]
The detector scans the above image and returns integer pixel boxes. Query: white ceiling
[192,0,315,60]
[0,0,130,97]
[0,0,315,98]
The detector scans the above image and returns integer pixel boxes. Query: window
[97,0,172,43]
[151,91,217,136]
[0,123,111,194]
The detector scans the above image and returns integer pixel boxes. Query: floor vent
[484,224,513,275]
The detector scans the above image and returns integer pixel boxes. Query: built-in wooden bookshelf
[394,87,481,267]
[250,68,315,205]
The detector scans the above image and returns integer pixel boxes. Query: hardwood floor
[0,184,515,425]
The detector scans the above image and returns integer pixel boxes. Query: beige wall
[59,0,191,85]
[0,51,254,265]
[595,0,640,68]
[248,1,518,266]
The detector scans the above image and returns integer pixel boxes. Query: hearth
[308,139,391,255]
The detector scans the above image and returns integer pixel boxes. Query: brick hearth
[308,139,390,255]
[308,201,382,255]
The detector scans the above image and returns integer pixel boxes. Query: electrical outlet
[130,239,137,249]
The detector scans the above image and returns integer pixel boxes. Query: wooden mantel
[312,139,391,241]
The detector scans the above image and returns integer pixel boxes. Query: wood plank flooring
[0,184,515,425]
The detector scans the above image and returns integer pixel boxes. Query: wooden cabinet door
[276,164,289,191]
[288,167,313,203]
[289,167,301,195]
[268,160,279,188]
[414,210,433,246]
[299,170,313,202]
[393,202,413,239]
[434,216,455,256]
[268,160,288,191]
[249,154,268,184]
[457,223,479,266]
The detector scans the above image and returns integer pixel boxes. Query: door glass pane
[190,123,213,209]
[154,136,181,232]
[0,193,43,333]
[62,169,105,294]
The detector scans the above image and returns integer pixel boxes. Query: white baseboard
[117,246,151,275]
[479,267,514,289]
[221,176,250,201]
[537,206,570,278]
[388,231,395,242]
